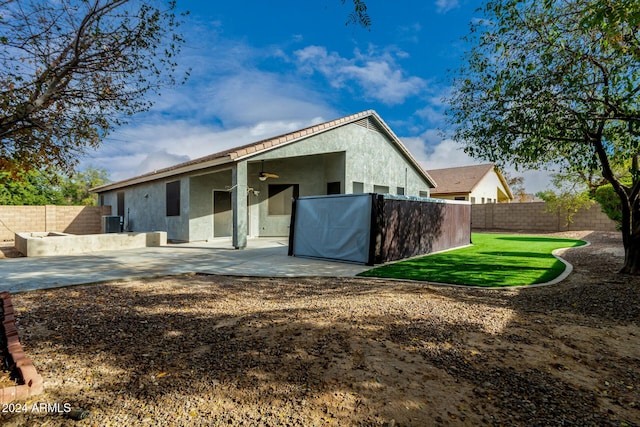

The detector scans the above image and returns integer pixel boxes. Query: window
[268,184,299,215]
[396,187,405,196]
[470,197,476,204]
[117,191,125,218]
[166,180,181,216]
[481,197,485,204]
[374,185,389,194]
[353,182,364,193]
[419,191,430,198]
[454,196,466,201]
[327,182,341,195]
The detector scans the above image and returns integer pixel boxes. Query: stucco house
[92,110,436,248]
[426,163,513,204]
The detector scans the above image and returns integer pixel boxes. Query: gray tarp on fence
[290,194,372,264]
[289,193,471,265]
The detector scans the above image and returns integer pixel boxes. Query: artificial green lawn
[358,233,587,287]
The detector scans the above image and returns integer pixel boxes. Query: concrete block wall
[0,205,112,241]
[472,202,617,232]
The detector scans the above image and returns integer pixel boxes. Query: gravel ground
[1,231,639,426]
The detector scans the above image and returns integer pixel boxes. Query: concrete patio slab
[0,238,370,293]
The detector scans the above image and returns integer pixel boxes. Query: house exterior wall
[100,177,190,242]
[243,124,431,237]
[470,171,508,203]
[96,122,433,241]
[189,169,233,241]
[245,153,345,237]
[249,123,431,197]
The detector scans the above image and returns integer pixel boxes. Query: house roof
[92,110,436,193]
[426,163,513,199]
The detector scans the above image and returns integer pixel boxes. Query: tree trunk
[619,196,640,274]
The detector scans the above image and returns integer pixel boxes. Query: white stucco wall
[470,171,508,203]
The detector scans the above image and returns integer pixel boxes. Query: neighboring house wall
[0,205,112,241]
[428,165,512,204]
[472,202,616,232]
[471,171,508,203]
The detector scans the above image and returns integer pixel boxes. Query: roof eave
[91,155,233,193]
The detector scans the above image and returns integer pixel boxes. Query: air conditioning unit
[102,216,122,233]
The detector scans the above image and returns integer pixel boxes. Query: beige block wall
[472,202,617,232]
[0,205,112,241]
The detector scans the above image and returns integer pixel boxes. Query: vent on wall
[354,117,383,134]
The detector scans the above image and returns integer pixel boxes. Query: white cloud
[436,0,460,14]
[398,132,551,194]
[294,45,427,105]
[421,137,477,170]
[84,117,332,182]
[136,151,191,175]
[203,71,335,126]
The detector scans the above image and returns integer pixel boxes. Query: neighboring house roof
[427,163,514,200]
[92,110,436,193]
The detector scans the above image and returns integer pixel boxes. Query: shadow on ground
[2,231,639,426]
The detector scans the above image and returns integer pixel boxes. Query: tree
[536,174,593,226]
[580,0,640,60]
[446,0,640,274]
[0,168,65,205]
[502,172,527,202]
[0,0,187,173]
[342,0,370,28]
[60,167,110,205]
[595,184,623,229]
[0,166,109,205]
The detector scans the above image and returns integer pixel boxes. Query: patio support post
[232,161,248,249]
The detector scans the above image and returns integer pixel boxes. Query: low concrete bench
[15,231,167,257]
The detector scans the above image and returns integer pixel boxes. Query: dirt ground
[1,231,639,426]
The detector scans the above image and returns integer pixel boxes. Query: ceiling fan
[258,160,279,181]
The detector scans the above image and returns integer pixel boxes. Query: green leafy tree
[0,166,109,205]
[0,0,188,173]
[342,0,370,28]
[61,167,110,205]
[0,168,65,205]
[595,184,623,229]
[580,0,640,60]
[536,176,594,226]
[446,0,640,273]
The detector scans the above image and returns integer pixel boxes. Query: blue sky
[81,0,550,192]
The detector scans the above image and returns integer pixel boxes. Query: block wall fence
[0,205,112,241]
[472,202,617,232]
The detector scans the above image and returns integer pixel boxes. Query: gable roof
[427,163,513,199]
[92,110,436,193]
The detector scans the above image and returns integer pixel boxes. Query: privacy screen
[290,194,372,264]
[289,193,471,265]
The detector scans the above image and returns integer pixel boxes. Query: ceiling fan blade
[262,172,279,179]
